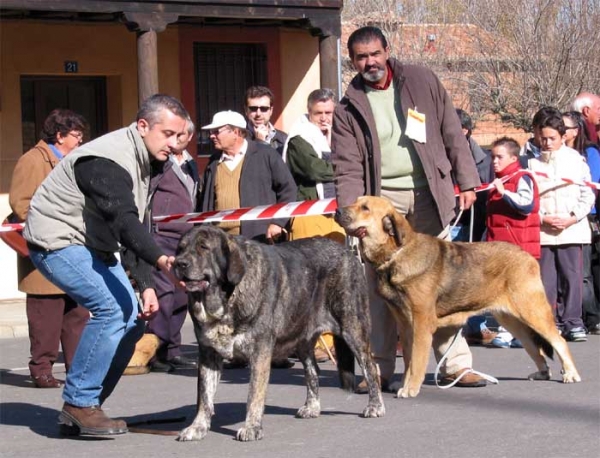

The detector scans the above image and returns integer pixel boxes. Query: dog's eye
[361,204,369,212]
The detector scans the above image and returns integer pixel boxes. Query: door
[21,76,108,152]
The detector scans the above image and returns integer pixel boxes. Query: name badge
[405,108,426,144]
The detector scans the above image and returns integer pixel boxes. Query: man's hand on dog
[157,254,183,289]
[139,288,160,320]
[266,224,287,244]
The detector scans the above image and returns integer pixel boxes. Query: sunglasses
[247,106,271,113]
[565,125,578,130]
[208,126,232,136]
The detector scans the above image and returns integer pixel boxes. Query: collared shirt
[364,62,394,91]
[169,150,197,200]
[48,144,64,160]
[219,139,248,171]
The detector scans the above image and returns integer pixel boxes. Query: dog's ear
[382,210,406,247]
[225,237,246,286]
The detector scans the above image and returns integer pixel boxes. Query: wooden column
[137,30,159,103]
[319,35,340,99]
[124,12,179,104]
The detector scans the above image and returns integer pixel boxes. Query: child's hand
[492,178,505,195]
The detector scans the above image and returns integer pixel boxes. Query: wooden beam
[319,35,340,98]
[1,0,341,36]
[137,29,159,104]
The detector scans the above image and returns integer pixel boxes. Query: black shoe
[587,323,600,335]
[150,359,174,373]
[223,358,249,369]
[355,376,390,394]
[169,355,198,369]
[271,358,294,369]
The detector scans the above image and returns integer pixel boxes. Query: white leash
[348,204,499,389]
[434,208,499,388]
[433,328,499,389]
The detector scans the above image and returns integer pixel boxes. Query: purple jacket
[149,156,200,239]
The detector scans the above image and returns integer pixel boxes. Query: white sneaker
[491,329,513,348]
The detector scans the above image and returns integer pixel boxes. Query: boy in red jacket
[486,137,541,347]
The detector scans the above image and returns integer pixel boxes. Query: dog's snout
[175,257,190,271]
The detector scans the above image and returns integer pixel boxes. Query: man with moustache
[332,26,484,393]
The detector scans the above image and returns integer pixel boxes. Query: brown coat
[332,58,481,227]
[9,141,63,294]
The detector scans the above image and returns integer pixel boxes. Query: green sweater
[286,135,334,200]
[366,82,426,189]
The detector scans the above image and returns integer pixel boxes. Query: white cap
[201,110,247,130]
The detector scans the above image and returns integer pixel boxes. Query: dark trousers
[26,294,89,378]
[539,245,584,332]
[146,235,188,361]
[582,243,600,328]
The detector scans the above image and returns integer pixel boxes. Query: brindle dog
[173,225,384,442]
[336,196,581,399]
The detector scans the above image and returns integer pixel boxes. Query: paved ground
[0,299,28,339]
[0,311,598,458]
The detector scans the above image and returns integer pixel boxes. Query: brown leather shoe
[440,368,487,388]
[355,376,390,394]
[59,403,128,436]
[32,374,63,388]
[314,347,331,363]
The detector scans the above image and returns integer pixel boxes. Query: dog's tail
[334,336,355,392]
[532,331,554,360]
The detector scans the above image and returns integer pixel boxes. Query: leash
[434,208,499,388]
[433,328,499,389]
[127,416,187,436]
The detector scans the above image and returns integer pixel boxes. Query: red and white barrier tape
[153,198,338,225]
[0,223,24,233]
[3,171,598,233]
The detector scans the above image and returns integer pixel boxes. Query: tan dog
[335,196,581,398]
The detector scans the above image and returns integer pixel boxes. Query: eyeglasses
[69,131,84,140]
[208,126,232,136]
[247,106,271,113]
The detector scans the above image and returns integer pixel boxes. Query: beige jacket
[9,141,63,294]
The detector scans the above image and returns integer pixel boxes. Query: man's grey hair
[137,94,190,127]
[307,88,336,111]
[185,117,196,136]
[571,92,596,113]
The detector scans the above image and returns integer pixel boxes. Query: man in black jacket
[199,110,296,242]
[244,85,288,156]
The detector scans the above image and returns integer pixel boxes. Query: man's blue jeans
[29,245,144,407]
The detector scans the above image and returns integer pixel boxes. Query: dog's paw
[296,402,321,419]
[236,426,264,442]
[361,403,385,418]
[528,370,551,381]
[177,426,208,442]
[396,386,420,398]
[561,370,582,383]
